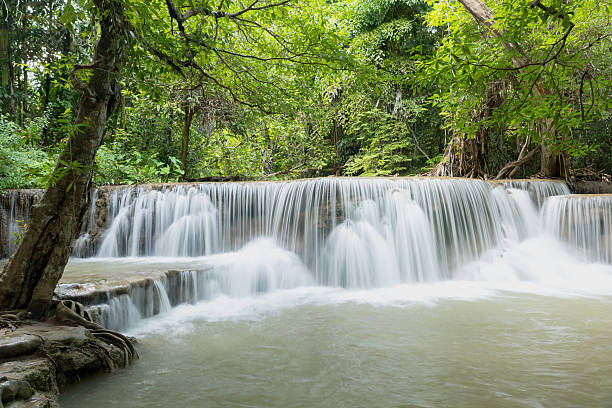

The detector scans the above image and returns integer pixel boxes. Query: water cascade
[53,177,612,329]
[6,178,611,333]
[0,189,43,258]
[542,194,612,263]
[37,178,611,408]
[90,179,570,277]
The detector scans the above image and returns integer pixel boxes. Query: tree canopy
[1,0,610,188]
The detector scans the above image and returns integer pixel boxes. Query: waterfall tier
[41,177,612,332]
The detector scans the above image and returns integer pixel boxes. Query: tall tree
[424,0,610,178]
[0,0,346,312]
[455,0,565,177]
[0,0,128,314]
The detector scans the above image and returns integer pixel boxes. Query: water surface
[60,285,612,408]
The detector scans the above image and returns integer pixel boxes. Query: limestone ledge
[55,267,211,307]
[0,321,128,408]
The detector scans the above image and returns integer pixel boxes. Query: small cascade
[71,189,99,257]
[542,195,612,263]
[153,280,172,313]
[96,294,142,332]
[81,240,313,330]
[0,190,43,258]
[500,180,570,207]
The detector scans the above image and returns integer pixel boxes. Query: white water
[87,179,575,285]
[542,194,612,263]
[51,178,612,333]
[49,178,612,407]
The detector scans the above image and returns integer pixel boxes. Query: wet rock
[0,320,135,408]
[1,379,33,402]
[0,358,57,396]
[0,335,43,359]
[5,393,58,408]
[570,180,612,194]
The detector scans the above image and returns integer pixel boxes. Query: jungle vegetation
[0,0,610,190]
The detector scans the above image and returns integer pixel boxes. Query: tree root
[55,300,138,369]
[0,310,30,331]
[495,146,541,180]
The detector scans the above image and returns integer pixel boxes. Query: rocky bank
[0,319,132,408]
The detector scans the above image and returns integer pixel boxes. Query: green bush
[0,116,56,189]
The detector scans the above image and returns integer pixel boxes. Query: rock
[0,335,43,359]
[570,180,612,194]
[33,326,89,346]
[0,379,33,402]
[0,358,57,396]
[5,393,58,408]
[0,320,135,408]
[0,380,16,402]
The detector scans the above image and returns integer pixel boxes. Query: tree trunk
[180,104,197,180]
[40,65,52,145]
[21,16,28,121]
[1,5,15,117]
[0,0,127,315]
[22,65,28,118]
[432,80,502,178]
[456,0,566,178]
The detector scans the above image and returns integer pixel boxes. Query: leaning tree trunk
[0,0,127,315]
[456,0,566,178]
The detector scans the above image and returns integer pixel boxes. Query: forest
[1,0,610,189]
[1,1,612,407]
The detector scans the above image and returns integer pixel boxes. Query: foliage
[0,116,56,189]
[95,141,184,185]
[421,0,612,172]
[1,0,610,190]
[344,109,415,176]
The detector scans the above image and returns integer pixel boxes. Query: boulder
[0,336,42,360]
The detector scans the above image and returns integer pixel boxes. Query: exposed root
[86,341,118,371]
[0,310,29,331]
[90,330,135,367]
[495,146,541,180]
[55,300,138,369]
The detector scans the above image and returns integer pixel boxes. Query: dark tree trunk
[1,6,16,117]
[21,16,27,121]
[41,64,51,145]
[22,64,28,118]
[0,0,127,314]
[180,104,198,180]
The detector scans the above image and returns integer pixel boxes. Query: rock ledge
[0,320,132,408]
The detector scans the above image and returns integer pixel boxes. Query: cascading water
[542,194,612,263]
[0,189,43,258]
[5,178,608,331]
[55,177,612,331]
[49,178,612,408]
[90,178,571,281]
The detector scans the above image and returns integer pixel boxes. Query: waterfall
[542,194,612,263]
[91,178,571,281]
[71,189,99,257]
[85,249,312,331]
[4,177,606,332]
[0,190,43,258]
